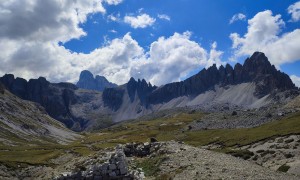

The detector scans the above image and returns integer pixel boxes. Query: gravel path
[157,141,299,180]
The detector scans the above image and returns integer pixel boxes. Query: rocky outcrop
[76,70,117,91]
[148,52,297,104]
[56,145,146,180]
[0,75,82,130]
[0,84,80,145]
[102,88,125,111]
[101,78,156,112]
[0,83,4,94]
[127,78,156,104]
[0,52,297,131]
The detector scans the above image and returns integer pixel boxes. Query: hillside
[0,52,298,131]
[0,85,79,146]
[76,70,117,91]
[0,109,300,179]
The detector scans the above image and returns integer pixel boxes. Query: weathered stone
[120,167,128,175]
[101,163,109,170]
[150,137,158,143]
[147,52,297,104]
[94,175,102,180]
[76,70,117,91]
[109,171,117,177]
[117,162,125,169]
[109,164,117,170]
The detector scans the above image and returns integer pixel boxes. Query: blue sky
[63,0,298,57]
[65,0,297,54]
[0,0,299,86]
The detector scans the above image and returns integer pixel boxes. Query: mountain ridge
[76,70,117,91]
[147,52,296,105]
[0,52,298,130]
[0,85,79,145]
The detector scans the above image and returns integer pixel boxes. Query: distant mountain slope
[0,84,79,145]
[100,52,298,121]
[0,75,82,130]
[76,70,117,91]
[147,52,296,104]
[0,52,298,131]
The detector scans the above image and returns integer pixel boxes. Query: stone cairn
[56,140,161,180]
[57,145,134,180]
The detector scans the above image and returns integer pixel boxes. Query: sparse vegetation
[277,164,290,172]
[136,155,168,176]
[0,111,300,172]
[285,139,294,143]
[284,153,294,159]
[226,150,254,160]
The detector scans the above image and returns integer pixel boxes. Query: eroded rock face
[0,75,82,130]
[0,83,4,94]
[126,78,156,105]
[148,52,297,104]
[102,88,125,111]
[76,70,117,91]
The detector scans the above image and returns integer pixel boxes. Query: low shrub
[277,164,290,172]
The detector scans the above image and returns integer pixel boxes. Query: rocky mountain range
[147,52,296,104]
[0,52,298,131]
[76,70,117,91]
[0,83,79,145]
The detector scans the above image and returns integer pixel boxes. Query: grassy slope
[184,111,300,147]
[0,111,299,168]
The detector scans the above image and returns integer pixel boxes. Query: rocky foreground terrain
[1,141,298,180]
[0,52,300,179]
[242,135,300,176]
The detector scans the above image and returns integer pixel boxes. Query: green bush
[277,164,290,172]
[227,150,254,160]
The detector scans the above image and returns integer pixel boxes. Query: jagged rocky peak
[102,87,125,111]
[76,70,117,91]
[0,74,82,130]
[148,51,297,104]
[126,77,156,103]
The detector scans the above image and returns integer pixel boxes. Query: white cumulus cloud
[130,32,224,85]
[0,0,107,42]
[229,13,246,24]
[230,10,300,67]
[288,1,300,22]
[291,75,300,87]
[0,0,225,86]
[108,13,121,22]
[124,13,156,28]
[158,14,171,21]
[104,0,123,5]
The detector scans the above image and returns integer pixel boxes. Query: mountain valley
[0,52,300,179]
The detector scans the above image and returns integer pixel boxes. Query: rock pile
[56,144,148,180]
[124,142,160,157]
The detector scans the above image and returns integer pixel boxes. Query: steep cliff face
[148,52,296,104]
[0,75,81,130]
[76,70,117,91]
[126,78,157,104]
[102,77,156,111]
[0,52,297,130]
[0,87,79,145]
[102,88,125,111]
